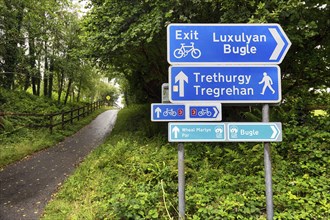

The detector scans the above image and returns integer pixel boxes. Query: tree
[83,0,329,115]
[0,0,25,89]
[1,0,112,105]
[248,1,330,120]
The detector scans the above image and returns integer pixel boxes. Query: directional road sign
[169,123,226,142]
[169,66,281,104]
[151,103,222,121]
[168,122,282,142]
[227,123,282,142]
[167,23,291,65]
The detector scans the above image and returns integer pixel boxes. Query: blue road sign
[168,122,282,142]
[188,104,222,121]
[167,23,291,65]
[227,123,282,142]
[168,123,226,142]
[169,66,281,104]
[151,104,185,121]
[151,103,222,121]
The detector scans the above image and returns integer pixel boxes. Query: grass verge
[0,107,109,169]
[42,105,330,219]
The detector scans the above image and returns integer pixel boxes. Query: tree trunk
[28,36,37,95]
[43,42,48,97]
[36,58,41,96]
[77,78,82,102]
[48,57,54,99]
[72,89,75,103]
[2,0,25,89]
[64,78,72,105]
[24,71,30,91]
[57,71,64,104]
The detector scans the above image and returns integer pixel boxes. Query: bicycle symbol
[174,42,201,59]
[163,108,177,117]
[198,108,212,117]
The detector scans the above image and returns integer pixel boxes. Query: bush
[43,105,330,219]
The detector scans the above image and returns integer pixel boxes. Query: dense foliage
[0,0,118,104]
[43,105,330,219]
[83,0,329,107]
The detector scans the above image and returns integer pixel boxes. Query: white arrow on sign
[213,107,219,118]
[269,28,285,61]
[172,126,180,138]
[155,107,162,118]
[175,71,188,97]
[270,125,278,139]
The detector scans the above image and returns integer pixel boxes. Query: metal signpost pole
[262,104,274,219]
[178,143,185,220]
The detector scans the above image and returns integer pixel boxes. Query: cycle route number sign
[151,104,185,121]
[167,23,291,64]
[151,103,222,121]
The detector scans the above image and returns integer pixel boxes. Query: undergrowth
[42,104,330,219]
[0,108,107,168]
[0,88,108,168]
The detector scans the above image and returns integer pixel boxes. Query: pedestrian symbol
[259,72,275,95]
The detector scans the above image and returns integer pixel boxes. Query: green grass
[42,105,330,219]
[0,88,111,168]
[43,134,174,219]
[0,108,108,169]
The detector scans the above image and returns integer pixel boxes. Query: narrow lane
[0,110,118,220]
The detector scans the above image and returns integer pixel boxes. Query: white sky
[71,0,90,17]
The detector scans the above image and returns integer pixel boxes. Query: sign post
[263,104,274,219]
[161,23,291,220]
[162,83,170,103]
[178,143,185,220]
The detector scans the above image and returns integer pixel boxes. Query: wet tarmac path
[0,110,118,220]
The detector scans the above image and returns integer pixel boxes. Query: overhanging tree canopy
[82,0,329,106]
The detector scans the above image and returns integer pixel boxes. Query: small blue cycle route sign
[151,104,185,121]
[167,23,291,65]
[189,106,219,119]
[187,103,222,121]
[151,103,222,121]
